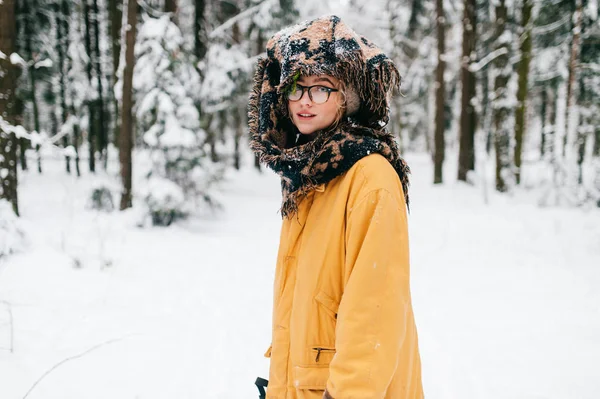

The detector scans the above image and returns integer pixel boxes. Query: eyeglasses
[286,84,339,104]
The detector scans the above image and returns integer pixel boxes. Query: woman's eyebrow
[314,77,335,85]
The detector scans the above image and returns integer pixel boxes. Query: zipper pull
[315,348,322,362]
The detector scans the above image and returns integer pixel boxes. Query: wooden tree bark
[119,0,136,210]
[564,0,583,158]
[14,1,28,172]
[109,0,122,150]
[83,0,96,172]
[91,0,107,167]
[23,2,43,173]
[514,0,532,184]
[0,0,20,215]
[594,125,600,157]
[194,0,207,62]
[56,0,72,174]
[232,20,242,170]
[433,0,446,184]
[254,29,264,171]
[540,87,547,158]
[165,0,177,12]
[493,0,511,192]
[457,0,477,181]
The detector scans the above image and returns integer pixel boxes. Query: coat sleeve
[325,188,411,399]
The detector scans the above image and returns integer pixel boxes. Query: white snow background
[1,150,599,399]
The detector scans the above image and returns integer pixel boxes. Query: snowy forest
[1,0,599,220]
[1,0,600,398]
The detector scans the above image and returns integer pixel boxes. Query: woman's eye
[317,86,332,93]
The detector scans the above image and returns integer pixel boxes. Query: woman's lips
[297,113,316,120]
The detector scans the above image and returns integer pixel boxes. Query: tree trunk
[120,0,136,210]
[433,0,446,184]
[540,87,547,158]
[83,0,96,172]
[254,28,264,171]
[194,0,207,62]
[546,85,557,159]
[71,104,81,177]
[16,98,28,171]
[109,0,122,150]
[0,0,20,215]
[457,0,477,181]
[593,125,600,157]
[57,0,72,174]
[165,0,177,15]
[514,0,532,185]
[233,106,243,170]
[493,0,511,192]
[14,0,27,172]
[24,15,42,173]
[563,0,582,158]
[92,0,107,168]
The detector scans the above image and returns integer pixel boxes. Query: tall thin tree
[0,0,20,215]
[109,0,123,151]
[563,0,583,159]
[119,0,137,210]
[433,0,446,184]
[91,0,107,167]
[56,0,72,174]
[514,0,533,184]
[457,0,477,182]
[492,0,512,192]
[83,0,96,172]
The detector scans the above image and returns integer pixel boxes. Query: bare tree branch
[22,336,132,399]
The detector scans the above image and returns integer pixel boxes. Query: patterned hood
[248,15,410,217]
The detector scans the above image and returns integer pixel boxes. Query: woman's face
[287,74,342,136]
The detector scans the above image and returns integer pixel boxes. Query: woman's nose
[300,91,312,106]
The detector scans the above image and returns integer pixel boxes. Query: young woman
[249,15,423,399]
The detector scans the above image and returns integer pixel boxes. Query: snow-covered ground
[1,152,599,399]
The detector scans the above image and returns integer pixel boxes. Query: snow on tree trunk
[492,0,514,192]
[0,0,20,216]
[458,0,477,182]
[119,0,136,210]
[514,0,532,185]
[109,0,123,151]
[433,0,446,184]
[56,0,72,174]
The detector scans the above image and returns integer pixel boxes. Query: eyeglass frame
[285,84,340,104]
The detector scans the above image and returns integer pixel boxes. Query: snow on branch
[532,14,571,35]
[469,47,509,73]
[209,0,275,39]
[579,63,600,73]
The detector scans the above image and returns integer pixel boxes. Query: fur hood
[248,15,409,217]
[248,15,401,149]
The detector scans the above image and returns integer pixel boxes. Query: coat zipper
[313,347,335,362]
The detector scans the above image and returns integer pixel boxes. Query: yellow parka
[265,153,423,399]
[248,15,424,398]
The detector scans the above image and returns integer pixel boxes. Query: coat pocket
[310,346,336,363]
[293,365,329,399]
[314,290,339,321]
